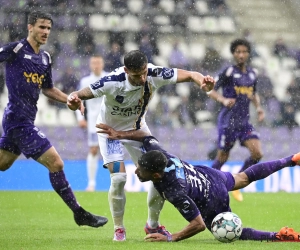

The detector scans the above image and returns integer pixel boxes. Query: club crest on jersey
[42,55,48,65]
[162,68,174,79]
[24,54,32,60]
[115,95,124,104]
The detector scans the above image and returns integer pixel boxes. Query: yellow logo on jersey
[234,86,253,98]
[24,72,45,88]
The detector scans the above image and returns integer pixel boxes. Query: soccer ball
[211,212,243,243]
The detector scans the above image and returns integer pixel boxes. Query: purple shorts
[0,123,52,160]
[217,123,260,151]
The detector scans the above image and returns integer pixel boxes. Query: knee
[49,158,64,172]
[110,173,127,194]
[252,151,263,161]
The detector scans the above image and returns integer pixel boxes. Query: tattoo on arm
[77,87,94,100]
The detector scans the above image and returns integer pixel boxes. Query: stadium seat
[41,107,58,126]
[106,15,123,31]
[256,44,271,60]
[187,16,204,33]
[58,109,77,127]
[220,43,232,60]
[203,17,220,34]
[219,16,236,34]
[189,43,206,60]
[195,0,209,15]
[127,0,143,13]
[89,14,107,31]
[122,15,140,32]
[281,57,297,70]
[167,96,181,111]
[159,0,175,14]
[152,55,168,67]
[124,41,138,53]
[157,41,173,59]
[176,83,190,98]
[102,0,112,13]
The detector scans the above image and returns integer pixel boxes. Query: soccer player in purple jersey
[207,39,265,202]
[97,123,300,242]
[0,11,107,227]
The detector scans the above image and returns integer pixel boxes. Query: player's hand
[256,107,265,122]
[144,233,168,242]
[201,75,215,92]
[78,120,87,129]
[222,98,236,108]
[96,123,121,140]
[67,93,83,113]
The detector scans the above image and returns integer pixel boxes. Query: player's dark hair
[28,11,53,25]
[138,150,168,173]
[230,39,251,54]
[124,50,148,71]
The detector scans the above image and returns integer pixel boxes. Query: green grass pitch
[0,191,299,250]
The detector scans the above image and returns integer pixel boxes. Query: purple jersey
[142,137,235,228]
[214,65,257,128]
[0,38,53,123]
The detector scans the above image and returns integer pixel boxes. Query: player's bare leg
[0,149,19,171]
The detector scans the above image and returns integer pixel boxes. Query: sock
[239,157,260,173]
[147,182,165,228]
[240,228,276,240]
[108,173,127,230]
[49,170,80,212]
[87,153,99,188]
[244,155,294,183]
[211,160,224,170]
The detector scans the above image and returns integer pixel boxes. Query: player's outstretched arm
[144,215,206,242]
[96,123,150,141]
[176,69,215,92]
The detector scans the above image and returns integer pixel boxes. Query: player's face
[233,45,249,66]
[90,57,104,75]
[125,64,148,86]
[28,19,52,46]
[135,165,153,182]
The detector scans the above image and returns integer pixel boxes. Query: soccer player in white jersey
[76,55,108,192]
[67,50,215,241]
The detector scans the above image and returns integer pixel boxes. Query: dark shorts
[0,123,52,160]
[200,169,235,230]
[217,123,260,151]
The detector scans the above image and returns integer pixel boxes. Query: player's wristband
[167,234,173,242]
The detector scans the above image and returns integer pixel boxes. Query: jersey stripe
[135,81,151,129]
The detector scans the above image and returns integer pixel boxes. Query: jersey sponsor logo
[24,72,45,88]
[162,68,174,79]
[234,86,254,98]
[111,105,141,117]
[90,80,104,90]
[115,95,124,104]
[13,43,23,53]
[24,54,32,60]
[107,138,122,155]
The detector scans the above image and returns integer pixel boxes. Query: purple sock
[240,228,276,241]
[49,170,80,212]
[239,157,260,173]
[244,156,295,183]
[211,160,224,170]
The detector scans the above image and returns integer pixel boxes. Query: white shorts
[97,126,151,166]
[88,132,99,147]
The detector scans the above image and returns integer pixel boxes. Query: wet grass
[0,192,299,249]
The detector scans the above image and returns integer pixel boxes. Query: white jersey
[76,71,108,133]
[89,64,178,131]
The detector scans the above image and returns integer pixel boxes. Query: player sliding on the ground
[97,123,300,242]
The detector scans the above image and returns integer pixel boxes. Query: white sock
[147,182,165,228]
[108,173,127,230]
[87,153,99,188]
